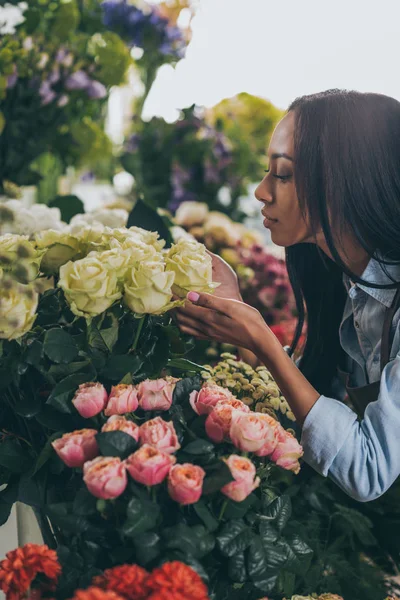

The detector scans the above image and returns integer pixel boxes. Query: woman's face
[255,111,313,247]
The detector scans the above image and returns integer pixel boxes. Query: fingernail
[187,291,200,303]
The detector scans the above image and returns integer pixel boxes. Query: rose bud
[83,456,127,499]
[101,415,140,442]
[104,384,139,416]
[269,428,304,474]
[189,383,235,415]
[139,417,180,454]
[168,463,205,505]
[205,399,249,444]
[221,455,260,502]
[125,444,176,486]
[137,377,179,412]
[230,412,279,454]
[52,429,99,468]
[72,382,108,418]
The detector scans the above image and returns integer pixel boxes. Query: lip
[261,210,278,224]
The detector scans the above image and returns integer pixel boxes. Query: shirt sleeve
[300,353,400,502]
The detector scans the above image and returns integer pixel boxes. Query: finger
[180,324,210,340]
[187,291,234,316]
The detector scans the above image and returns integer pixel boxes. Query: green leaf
[96,431,138,460]
[163,523,215,559]
[228,551,247,583]
[217,519,253,557]
[0,500,13,526]
[73,488,98,516]
[194,500,219,532]
[47,373,93,414]
[262,495,292,532]
[203,460,234,495]
[121,497,159,538]
[24,340,43,367]
[101,355,143,382]
[48,195,84,223]
[44,328,79,364]
[0,439,33,473]
[32,432,62,476]
[127,198,173,247]
[133,532,161,566]
[167,358,207,373]
[172,376,202,406]
[247,536,278,593]
[259,519,279,544]
[88,316,119,354]
[224,493,258,520]
[183,439,215,455]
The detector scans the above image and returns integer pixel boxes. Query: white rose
[0,234,43,281]
[204,212,239,247]
[0,278,38,340]
[58,254,122,318]
[35,229,81,273]
[175,201,209,228]
[126,226,165,251]
[124,259,179,315]
[165,239,219,297]
[88,248,133,279]
[170,226,196,243]
[69,208,129,229]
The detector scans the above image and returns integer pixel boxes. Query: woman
[174,89,400,503]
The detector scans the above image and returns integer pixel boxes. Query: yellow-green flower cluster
[201,353,295,421]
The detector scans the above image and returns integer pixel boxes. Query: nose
[254,177,273,205]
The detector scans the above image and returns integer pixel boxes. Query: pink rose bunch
[221,455,260,502]
[83,456,127,499]
[270,427,304,474]
[52,429,99,468]
[230,412,281,456]
[168,463,206,505]
[72,378,180,419]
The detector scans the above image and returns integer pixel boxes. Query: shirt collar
[343,257,400,308]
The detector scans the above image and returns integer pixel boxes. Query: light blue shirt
[301,258,400,502]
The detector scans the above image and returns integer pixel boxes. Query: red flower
[0,544,61,600]
[93,565,149,599]
[70,586,124,600]
[146,562,209,600]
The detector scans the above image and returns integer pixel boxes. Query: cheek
[270,193,311,246]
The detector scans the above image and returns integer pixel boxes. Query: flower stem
[132,317,146,351]
[218,500,228,521]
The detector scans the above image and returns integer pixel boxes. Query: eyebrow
[270,152,294,161]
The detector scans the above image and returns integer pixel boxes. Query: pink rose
[205,399,249,444]
[189,383,235,415]
[104,384,139,416]
[168,463,205,505]
[230,412,279,454]
[253,414,282,457]
[72,382,108,418]
[270,428,304,474]
[139,417,180,454]
[83,456,127,499]
[125,444,176,486]
[52,429,99,468]
[137,377,179,411]
[221,455,260,502]
[101,415,140,442]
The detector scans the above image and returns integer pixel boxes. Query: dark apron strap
[380,287,400,371]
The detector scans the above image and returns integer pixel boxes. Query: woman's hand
[174,291,268,354]
[208,252,242,301]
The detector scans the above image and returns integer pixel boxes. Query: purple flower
[7,71,18,89]
[65,70,91,91]
[39,81,56,106]
[48,67,60,85]
[86,80,107,99]
[57,95,69,107]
